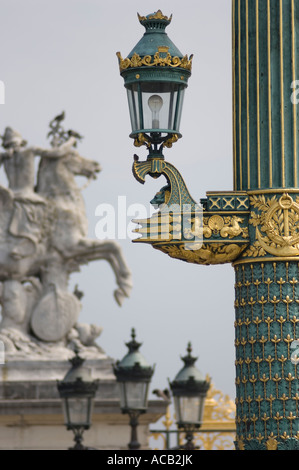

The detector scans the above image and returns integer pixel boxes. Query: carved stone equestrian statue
[0,114,132,359]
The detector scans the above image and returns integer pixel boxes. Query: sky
[0,0,235,403]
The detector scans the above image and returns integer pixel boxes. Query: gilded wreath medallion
[249,193,299,257]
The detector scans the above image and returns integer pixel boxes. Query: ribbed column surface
[232,0,299,191]
[234,261,299,450]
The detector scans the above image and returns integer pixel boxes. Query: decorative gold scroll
[155,242,248,266]
[116,50,193,72]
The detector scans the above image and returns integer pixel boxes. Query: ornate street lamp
[57,352,99,450]
[117,10,193,157]
[117,10,202,251]
[114,328,154,450]
[169,343,210,450]
[118,5,299,451]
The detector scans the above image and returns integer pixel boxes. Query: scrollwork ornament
[116,51,193,72]
[133,133,151,149]
[162,134,179,149]
[155,243,247,266]
[204,215,248,240]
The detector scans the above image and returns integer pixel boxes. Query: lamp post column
[232,0,299,450]
[117,7,299,451]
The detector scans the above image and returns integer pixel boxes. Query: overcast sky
[0,0,235,401]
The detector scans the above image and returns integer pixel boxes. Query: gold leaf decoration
[116,51,193,72]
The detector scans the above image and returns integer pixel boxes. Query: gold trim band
[117,51,193,72]
[247,188,299,194]
[233,256,299,266]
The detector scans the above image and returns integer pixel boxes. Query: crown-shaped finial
[137,10,172,29]
[181,342,198,368]
[125,327,142,354]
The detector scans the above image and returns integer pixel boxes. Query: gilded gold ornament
[133,133,152,149]
[203,215,248,240]
[243,192,299,259]
[137,11,173,23]
[116,50,193,72]
[266,435,278,451]
[156,242,247,266]
[208,215,224,232]
[162,134,179,148]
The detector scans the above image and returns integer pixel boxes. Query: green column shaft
[234,261,299,449]
[232,0,299,191]
[232,0,299,450]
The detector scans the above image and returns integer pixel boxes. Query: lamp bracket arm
[132,154,198,210]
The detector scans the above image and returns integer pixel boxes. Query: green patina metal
[234,260,299,450]
[113,328,154,382]
[231,0,299,449]
[118,4,299,450]
[233,0,299,191]
[117,12,192,88]
[128,13,182,59]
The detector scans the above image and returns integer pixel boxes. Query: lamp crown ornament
[137,10,173,27]
[69,349,85,369]
[114,328,154,382]
[125,327,142,354]
[117,10,192,72]
[57,350,99,398]
[182,342,196,365]
[171,342,210,396]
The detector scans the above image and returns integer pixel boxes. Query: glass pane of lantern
[197,395,205,424]
[118,382,127,410]
[178,396,202,425]
[123,381,148,410]
[173,395,182,423]
[64,397,91,427]
[141,82,180,133]
[62,399,70,426]
[126,82,185,135]
[174,88,185,132]
[127,87,141,132]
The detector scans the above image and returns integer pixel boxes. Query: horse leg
[70,239,133,305]
[101,249,132,306]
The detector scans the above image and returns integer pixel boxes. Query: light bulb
[148,94,163,129]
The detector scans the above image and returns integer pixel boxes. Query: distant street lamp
[169,343,210,450]
[57,351,99,450]
[114,328,154,450]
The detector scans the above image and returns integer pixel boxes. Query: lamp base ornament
[132,155,250,265]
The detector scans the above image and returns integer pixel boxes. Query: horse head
[63,147,101,180]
